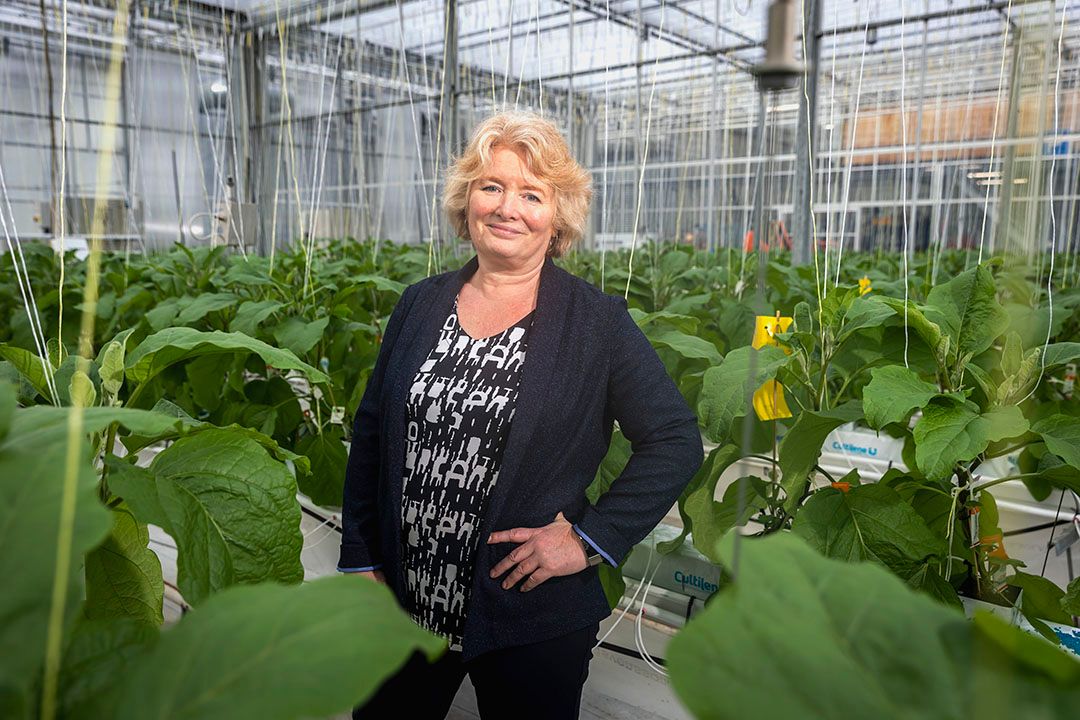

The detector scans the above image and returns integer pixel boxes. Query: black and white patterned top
[400,295,534,650]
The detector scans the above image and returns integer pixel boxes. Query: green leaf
[666,533,1080,720]
[1063,577,1080,616]
[778,402,862,513]
[597,562,626,610]
[0,382,13,440]
[175,293,239,325]
[108,577,443,720]
[0,407,112,716]
[923,265,1010,364]
[84,504,164,625]
[1033,415,1080,470]
[108,428,304,605]
[647,328,722,364]
[273,316,331,357]
[588,429,632,504]
[295,428,348,507]
[126,328,329,386]
[1043,342,1080,369]
[698,345,788,444]
[684,445,758,564]
[0,343,52,400]
[792,483,947,575]
[59,618,159,719]
[1009,572,1074,632]
[863,366,939,430]
[905,561,963,609]
[69,369,97,408]
[913,398,1029,480]
[230,300,284,336]
[350,273,406,296]
[117,399,310,476]
[879,297,948,364]
[98,340,126,397]
[836,295,895,345]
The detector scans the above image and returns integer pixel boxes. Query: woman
[339,112,703,719]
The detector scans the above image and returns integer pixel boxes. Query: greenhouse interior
[3,0,1080,718]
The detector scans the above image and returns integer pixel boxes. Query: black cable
[1040,492,1068,577]
[1002,518,1073,538]
[598,641,667,667]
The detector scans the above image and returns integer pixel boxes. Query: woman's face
[467,146,557,268]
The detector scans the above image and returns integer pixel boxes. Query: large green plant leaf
[647,328,722,364]
[125,328,329,386]
[792,484,948,586]
[84,504,163,626]
[698,345,788,444]
[108,428,304,605]
[683,444,750,564]
[229,300,284,336]
[84,577,443,720]
[1008,572,1074,642]
[777,402,862,513]
[879,297,948,364]
[923,265,1010,363]
[295,427,348,507]
[666,533,1080,720]
[1063,577,1080,616]
[0,343,53,400]
[862,366,940,430]
[175,293,239,325]
[59,618,159,720]
[273,316,330,357]
[1033,415,1080,471]
[913,398,1028,480]
[835,295,895,345]
[1042,342,1080,369]
[0,404,112,717]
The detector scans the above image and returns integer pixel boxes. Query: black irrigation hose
[1002,518,1074,539]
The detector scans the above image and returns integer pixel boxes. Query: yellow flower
[753,378,793,421]
[859,276,872,296]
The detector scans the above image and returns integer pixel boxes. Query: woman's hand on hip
[487,512,588,592]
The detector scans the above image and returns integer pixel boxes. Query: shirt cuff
[572,524,617,567]
[337,564,383,573]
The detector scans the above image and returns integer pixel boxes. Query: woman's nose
[495,193,520,219]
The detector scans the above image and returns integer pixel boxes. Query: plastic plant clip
[859,276,872,296]
[751,313,794,421]
[753,378,793,421]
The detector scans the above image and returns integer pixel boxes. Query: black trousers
[353,622,600,720]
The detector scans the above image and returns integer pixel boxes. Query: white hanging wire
[1019,0,1068,406]
[900,3,911,370]
[976,0,1016,262]
[600,0,611,290]
[625,0,669,300]
[303,12,348,297]
[220,6,250,257]
[0,162,61,406]
[57,0,69,345]
[503,0,516,109]
[183,3,233,249]
[832,2,872,288]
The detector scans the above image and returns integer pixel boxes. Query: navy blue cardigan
[338,254,704,662]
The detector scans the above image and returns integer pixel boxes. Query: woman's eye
[482,184,500,192]
[525,193,541,203]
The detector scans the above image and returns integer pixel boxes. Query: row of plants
[3,238,1079,718]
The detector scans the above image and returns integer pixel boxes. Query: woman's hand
[487,512,588,592]
[356,569,387,584]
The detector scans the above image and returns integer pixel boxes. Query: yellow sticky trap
[752,314,794,351]
[859,276,872,296]
[753,378,793,421]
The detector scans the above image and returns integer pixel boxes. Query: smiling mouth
[487,224,521,235]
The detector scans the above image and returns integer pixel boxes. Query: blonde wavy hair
[443,112,592,258]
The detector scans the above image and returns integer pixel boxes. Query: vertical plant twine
[41,6,130,718]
